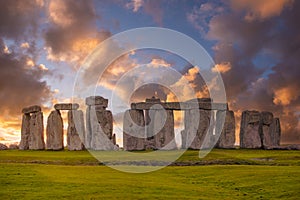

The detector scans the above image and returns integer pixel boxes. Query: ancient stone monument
[124,97,234,150]
[46,103,85,150]
[215,110,236,148]
[240,110,281,149]
[123,109,146,151]
[46,110,63,150]
[85,96,117,150]
[19,105,45,150]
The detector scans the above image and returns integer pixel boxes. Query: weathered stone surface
[0,143,8,150]
[240,111,262,149]
[216,110,235,148]
[131,102,227,111]
[123,110,146,151]
[29,111,45,150]
[261,112,273,125]
[91,105,106,111]
[181,109,198,149]
[19,114,31,150]
[85,106,92,149]
[22,105,41,114]
[46,110,63,150]
[270,117,281,147]
[150,110,177,150]
[182,109,214,149]
[54,103,79,110]
[261,112,274,148]
[240,110,281,149]
[85,96,108,107]
[90,109,116,150]
[67,110,85,150]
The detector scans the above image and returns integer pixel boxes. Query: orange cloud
[48,0,75,27]
[212,62,232,74]
[230,0,294,21]
[149,58,172,68]
[273,86,298,106]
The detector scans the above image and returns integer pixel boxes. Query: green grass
[0,149,299,199]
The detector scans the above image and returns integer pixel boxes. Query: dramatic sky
[0,0,299,146]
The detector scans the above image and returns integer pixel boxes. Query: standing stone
[19,114,31,150]
[152,110,177,150]
[270,117,281,147]
[184,109,213,149]
[46,110,64,150]
[67,110,85,150]
[145,110,155,149]
[261,111,274,149]
[123,109,146,151]
[29,111,45,150]
[90,109,115,150]
[240,110,262,148]
[216,110,235,148]
[85,106,92,149]
[181,109,198,149]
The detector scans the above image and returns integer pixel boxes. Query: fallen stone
[123,109,146,151]
[0,143,8,150]
[29,111,45,150]
[19,114,31,150]
[22,105,41,114]
[54,103,79,110]
[240,110,262,149]
[46,110,64,150]
[86,96,108,107]
[67,110,85,150]
[216,110,235,148]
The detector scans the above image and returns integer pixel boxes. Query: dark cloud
[0,0,43,40]
[44,0,111,65]
[0,38,52,117]
[202,1,300,143]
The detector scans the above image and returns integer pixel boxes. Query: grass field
[0,149,299,199]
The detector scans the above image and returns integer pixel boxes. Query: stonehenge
[19,105,45,150]
[19,95,282,151]
[240,110,281,149]
[123,97,234,150]
[85,96,117,150]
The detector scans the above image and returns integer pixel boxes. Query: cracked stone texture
[46,110,64,150]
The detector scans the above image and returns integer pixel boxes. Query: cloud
[230,0,294,21]
[125,0,163,25]
[149,58,172,68]
[187,2,225,34]
[202,1,300,143]
[126,0,143,12]
[273,86,298,106]
[0,0,43,40]
[44,0,111,66]
[212,62,232,74]
[0,39,52,117]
